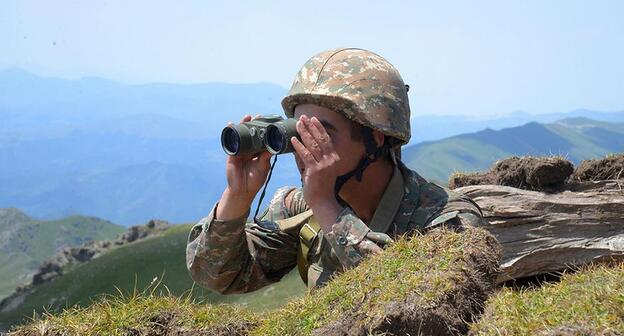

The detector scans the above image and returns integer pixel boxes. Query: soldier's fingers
[357,240,384,256]
[291,136,316,167]
[253,114,261,120]
[309,117,334,154]
[239,115,252,124]
[296,116,322,161]
[365,232,395,246]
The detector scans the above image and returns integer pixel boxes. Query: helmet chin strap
[334,128,388,196]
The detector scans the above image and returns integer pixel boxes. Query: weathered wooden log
[456,180,624,283]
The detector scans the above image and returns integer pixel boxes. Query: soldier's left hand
[291,115,342,219]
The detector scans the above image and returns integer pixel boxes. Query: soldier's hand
[223,115,272,203]
[291,115,343,231]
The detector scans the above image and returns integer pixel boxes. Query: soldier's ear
[372,130,385,148]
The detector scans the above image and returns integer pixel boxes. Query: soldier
[186,48,485,293]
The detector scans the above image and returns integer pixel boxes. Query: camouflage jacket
[186,161,484,294]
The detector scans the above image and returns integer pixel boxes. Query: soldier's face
[293,104,367,182]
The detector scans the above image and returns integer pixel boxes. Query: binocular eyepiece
[221,115,300,156]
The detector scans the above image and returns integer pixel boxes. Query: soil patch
[569,154,624,183]
[138,311,255,336]
[449,156,574,192]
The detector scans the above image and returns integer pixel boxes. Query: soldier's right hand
[223,115,272,203]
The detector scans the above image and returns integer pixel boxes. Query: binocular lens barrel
[220,116,299,156]
[265,119,298,155]
[221,124,260,156]
[221,127,240,155]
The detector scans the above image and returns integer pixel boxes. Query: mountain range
[404,117,624,182]
[1,68,623,225]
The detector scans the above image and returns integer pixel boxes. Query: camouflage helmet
[281,48,411,145]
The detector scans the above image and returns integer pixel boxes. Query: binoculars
[221,115,300,156]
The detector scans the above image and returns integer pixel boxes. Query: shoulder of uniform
[283,187,309,216]
[270,186,298,205]
[421,181,481,214]
[399,163,449,206]
[397,162,483,231]
[401,163,457,206]
[260,186,298,222]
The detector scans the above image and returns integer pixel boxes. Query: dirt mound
[449,156,574,191]
[569,154,624,182]
[254,225,501,336]
[314,227,500,336]
[450,154,624,192]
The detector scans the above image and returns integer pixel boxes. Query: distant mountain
[403,117,624,183]
[0,162,223,225]
[0,68,286,141]
[1,69,622,225]
[410,109,624,143]
[4,68,623,144]
[0,69,300,225]
[0,224,305,331]
[0,208,124,300]
[0,150,300,226]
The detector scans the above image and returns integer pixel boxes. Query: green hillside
[0,224,306,331]
[0,208,124,300]
[403,118,624,183]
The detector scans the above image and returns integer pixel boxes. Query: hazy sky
[1,0,623,117]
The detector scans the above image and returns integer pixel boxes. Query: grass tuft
[470,262,624,335]
[8,280,258,336]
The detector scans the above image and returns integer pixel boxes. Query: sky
[1,0,623,117]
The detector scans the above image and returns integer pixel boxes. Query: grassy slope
[10,232,623,335]
[545,119,624,162]
[403,118,624,183]
[0,224,305,331]
[0,209,124,299]
[404,138,510,184]
[470,263,624,335]
[9,227,499,336]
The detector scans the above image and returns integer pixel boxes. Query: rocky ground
[0,219,172,313]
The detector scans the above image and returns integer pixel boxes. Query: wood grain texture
[456,180,624,282]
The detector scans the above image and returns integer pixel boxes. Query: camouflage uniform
[186,160,484,293]
[186,48,486,293]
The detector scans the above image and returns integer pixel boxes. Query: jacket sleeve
[186,186,304,294]
[323,208,395,269]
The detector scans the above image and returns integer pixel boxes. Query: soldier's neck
[339,158,394,224]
